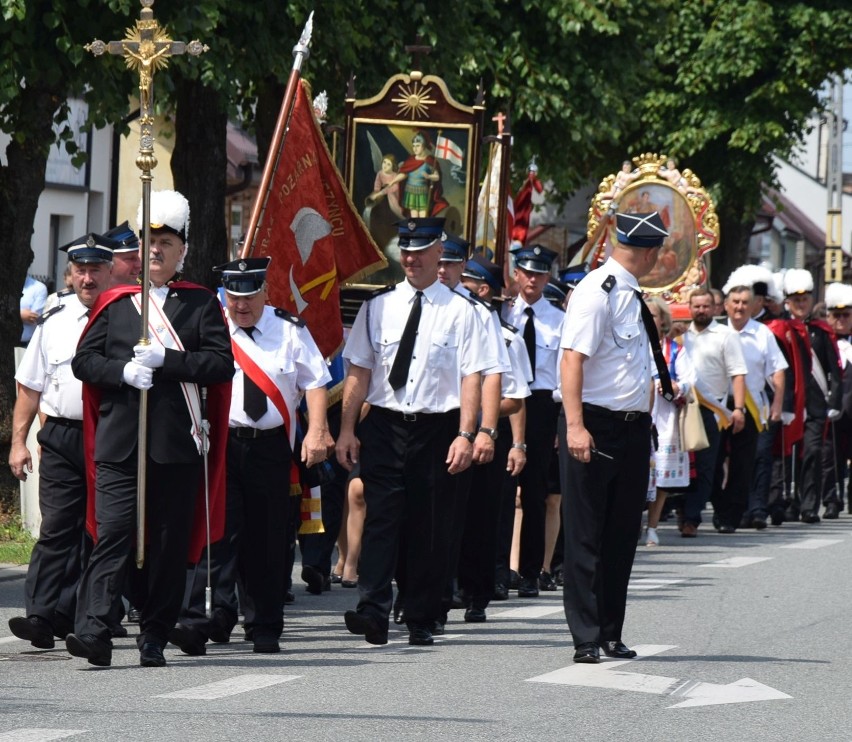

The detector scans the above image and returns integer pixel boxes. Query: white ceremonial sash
[131,293,204,453]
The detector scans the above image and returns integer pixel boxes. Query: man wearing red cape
[66,190,233,668]
[391,130,449,217]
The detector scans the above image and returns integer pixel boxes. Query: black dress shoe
[509,570,521,590]
[110,624,128,639]
[168,623,207,656]
[801,511,821,524]
[602,640,637,659]
[301,565,326,595]
[284,590,295,604]
[126,607,141,623]
[464,607,486,623]
[492,583,509,601]
[823,503,840,520]
[253,632,281,654]
[139,642,166,667]
[407,624,434,646]
[718,523,736,534]
[538,571,558,591]
[785,507,800,522]
[770,510,785,526]
[517,578,539,598]
[207,611,234,644]
[430,620,445,636]
[739,515,752,529]
[9,615,55,649]
[751,516,768,530]
[344,610,388,645]
[66,633,112,667]
[393,601,405,625]
[573,642,600,663]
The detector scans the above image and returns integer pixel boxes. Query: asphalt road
[1,513,850,742]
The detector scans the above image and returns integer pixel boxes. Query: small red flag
[254,80,386,357]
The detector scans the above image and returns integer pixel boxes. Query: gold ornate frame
[585,153,719,302]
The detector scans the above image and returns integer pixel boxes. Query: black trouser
[494,418,518,588]
[748,421,779,520]
[562,405,650,646]
[457,434,511,610]
[820,418,851,508]
[355,406,459,629]
[517,391,559,582]
[711,411,759,528]
[792,416,826,516]
[76,456,200,647]
[25,419,86,627]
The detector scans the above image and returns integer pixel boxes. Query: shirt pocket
[612,320,643,360]
[376,327,403,368]
[536,324,561,353]
[428,331,459,365]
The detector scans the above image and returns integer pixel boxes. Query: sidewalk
[0,563,27,582]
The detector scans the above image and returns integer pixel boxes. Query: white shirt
[344,278,492,414]
[560,257,652,411]
[228,305,331,429]
[15,291,89,419]
[683,319,748,402]
[502,294,564,391]
[733,318,789,420]
[453,287,511,376]
[20,275,48,344]
[503,326,532,400]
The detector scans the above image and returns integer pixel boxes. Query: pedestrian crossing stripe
[155,674,300,699]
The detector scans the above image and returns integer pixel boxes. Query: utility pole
[825,75,844,283]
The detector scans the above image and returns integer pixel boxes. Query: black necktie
[242,326,268,421]
[523,306,537,381]
[389,291,423,390]
[636,291,675,402]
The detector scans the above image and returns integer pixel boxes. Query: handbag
[679,387,709,452]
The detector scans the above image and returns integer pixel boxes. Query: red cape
[765,318,805,454]
[80,283,231,563]
[399,154,449,215]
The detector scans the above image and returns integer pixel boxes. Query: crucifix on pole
[85,0,208,569]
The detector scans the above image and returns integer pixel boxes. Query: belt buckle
[624,412,638,422]
[402,412,418,422]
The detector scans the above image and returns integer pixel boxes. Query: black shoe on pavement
[573,642,600,663]
[126,607,141,623]
[284,590,295,605]
[823,503,840,520]
[517,578,539,598]
[509,570,521,590]
[139,642,166,667]
[66,633,112,667]
[301,565,327,595]
[464,608,487,623]
[602,640,637,659]
[9,616,55,649]
[253,632,281,654]
[492,583,509,601]
[785,507,800,522]
[393,601,405,625]
[110,623,128,639]
[430,620,445,636]
[751,516,768,530]
[344,610,388,645]
[538,571,557,591]
[718,523,736,534]
[208,610,234,644]
[801,511,821,524]
[407,624,434,646]
[168,623,207,656]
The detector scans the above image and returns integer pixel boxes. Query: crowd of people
[9,200,850,668]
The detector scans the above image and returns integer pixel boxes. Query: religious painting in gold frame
[584,153,719,301]
[343,72,485,286]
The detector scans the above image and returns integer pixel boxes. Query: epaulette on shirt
[500,319,519,334]
[274,307,306,327]
[453,286,490,310]
[601,275,616,294]
[57,288,73,298]
[37,304,65,325]
[365,284,395,301]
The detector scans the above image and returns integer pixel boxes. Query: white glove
[781,412,795,426]
[122,361,154,390]
[133,343,165,368]
[827,409,842,421]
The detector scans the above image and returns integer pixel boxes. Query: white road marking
[629,578,686,591]
[780,539,843,550]
[493,605,563,619]
[0,635,23,645]
[699,556,773,568]
[155,674,300,700]
[0,731,87,741]
[527,645,791,707]
[353,633,464,649]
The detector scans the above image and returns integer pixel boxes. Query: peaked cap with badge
[396,217,445,250]
[103,221,140,253]
[440,231,470,263]
[214,256,271,296]
[462,254,503,294]
[59,232,119,264]
[511,244,557,274]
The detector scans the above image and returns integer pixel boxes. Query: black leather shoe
[573,642,600,663]
[751,516,768,530]
[785,507,800,522]
[509,570,521,590]
[168,623,207,656]
[492,583,509,601]
[430,620,445,636]
[538,571,557,591]
[66,633,112,667]
[739,515,752,529]
[301,565,326,595]
[207,611,234,644]
[253,632,281,654]
[517,578,539,598]
[139,642,166,667]
[393,601,405,625]
[801,511,821,524]
[823,503,840,520]
[126,607,141,623]
[344,610,388,645]
[602,640,637,659]
[9,615,55,649]
[718,523,736,534]
[464,607,486,623]
[407,624,434,646]
[770,511,785,526]
[110,624,128,639]
[284,590,295,604]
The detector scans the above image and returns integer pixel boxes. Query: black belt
[370,406,454,424]
[583,403,648,423]
[229,425,285,439]
[45,416,83,429]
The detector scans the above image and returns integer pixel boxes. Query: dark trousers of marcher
[517,391,559,582]
[562,405,651,646]
[493,417,517,591]
[683,406,722,526]
[792,416,826,517]
[820,419,851,508]
[457,434,511,611]
[299,404,346,578]
[25,420,86,630]
[75,456,200,647]
[748,421,779,521]
[355,407,459,630]
[440,463,474,622]
[711,412,759,529]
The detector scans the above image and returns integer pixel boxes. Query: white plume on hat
[721,264,774,296]
[825,282,852,310]
[783,268,814,296]
[137,190,190,271]
[770,271,786,303]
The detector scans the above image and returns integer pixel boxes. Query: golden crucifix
[85,0,208,569]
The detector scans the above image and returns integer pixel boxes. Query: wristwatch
[457,430,476,443]
[734,407,746,413]
[478,426,498,441]
[511,442,527,452]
